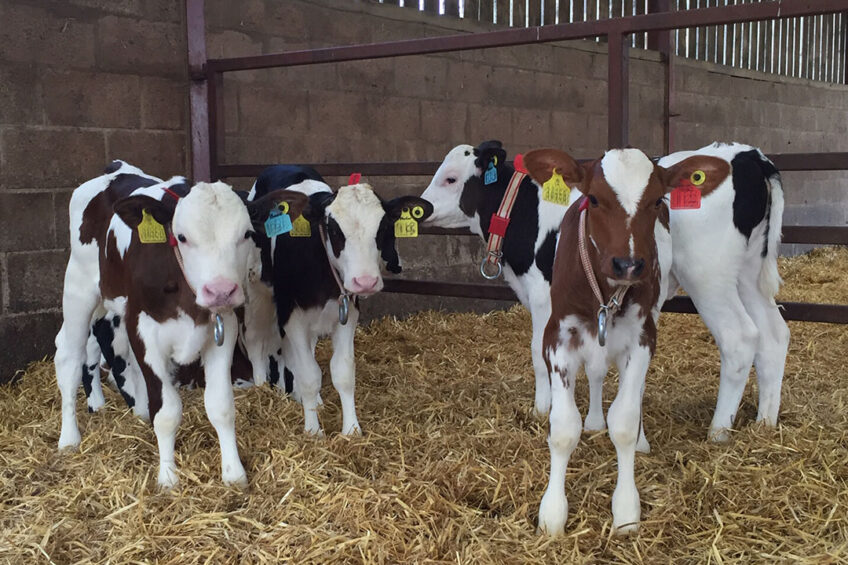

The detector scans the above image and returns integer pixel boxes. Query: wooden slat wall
[373,0,847,82]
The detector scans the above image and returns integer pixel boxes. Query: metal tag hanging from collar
[213,313,225,346]
[597,307,608,347]
[338,294,350,325]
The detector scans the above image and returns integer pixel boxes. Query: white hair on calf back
[600,149,654,217]
[326,183,384,232]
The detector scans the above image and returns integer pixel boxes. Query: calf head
[115,182,307,311]
[525,147,729,284]
[304,183,432,296]
[421,140,507,228]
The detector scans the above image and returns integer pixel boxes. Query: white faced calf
[248,166,433,435]
[55,161,305,488]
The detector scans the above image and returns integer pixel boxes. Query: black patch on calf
[730,149,772,242]
[459,144,543,278]
[283,367,294,394]
[103,160,123,174]
[92,317,135,408]
[253,164,323,197]
[268,356,280,386]
[535,230,558,283]
[326,216,346,257]
[81,362,94,399]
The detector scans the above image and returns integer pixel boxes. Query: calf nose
[351,275,379,294]
[612,258,645,279]
[201,278,239,306]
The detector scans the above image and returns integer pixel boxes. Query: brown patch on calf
[662,155,731,199]
[524,148,586,187]
[80,173,158,245]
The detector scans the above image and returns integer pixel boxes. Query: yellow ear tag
[542,170,571,205]
[138,209,167,244]
[690,170,706,186]
[290,215,312,237]
[394,208,419,238]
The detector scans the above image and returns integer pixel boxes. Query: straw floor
[1,247,846,564]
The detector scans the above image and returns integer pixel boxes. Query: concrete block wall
[0,0,189,381]
[0,0,845,380]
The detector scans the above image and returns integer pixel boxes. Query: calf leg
[330,308,361,435]
[608,345,651,534]
[583,357,607,432]
[738,279,790,427]
[202,312,248,486]
[283,333,324,436]
[55,263,101,449]
[538,348,582,536]
[529,301,552,418]
[84,329,106,413]
[687,285,758,441]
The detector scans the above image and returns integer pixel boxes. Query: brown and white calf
[55,160,305,488]
[526,148,729,534]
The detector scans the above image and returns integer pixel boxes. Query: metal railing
[187,0,848,323]
[377,0,848,82]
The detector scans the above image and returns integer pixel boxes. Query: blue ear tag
[264,208,293,238]
[484,161,498,185]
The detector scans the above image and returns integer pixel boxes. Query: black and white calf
[422,141,789,442]
[247,165,433,435]
[421,141,583,419]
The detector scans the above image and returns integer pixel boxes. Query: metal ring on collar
[479,253,503,280]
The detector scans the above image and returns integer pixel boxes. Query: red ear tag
[348,173,361,185]
[578,196,590,212]
[513,153,527,174]
[670,181,701,210]
[168,233,178,247]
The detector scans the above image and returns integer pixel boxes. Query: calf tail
[759,165,784,304]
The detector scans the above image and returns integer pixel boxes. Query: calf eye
[446,177,457,185]
[244,230,254,240]
[177,234,187,243]
[655,197,664,208]
[588,195,599,207]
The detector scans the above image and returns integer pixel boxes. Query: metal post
[186,0,211,182]
[608,31,630,148]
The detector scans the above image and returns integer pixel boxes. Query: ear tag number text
[394,207,420,238]
[138,209,167,244]
[290,215,312,237]
[484,160,498,185]
[670,185,702,209]
[264,202,292,237]
[542,170,571,205]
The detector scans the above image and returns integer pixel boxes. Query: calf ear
[113,195,175,228]
[304,191,336,223]
[658,155,731,194]
[473,140,508,172]
[524,148,585,187]
[246,189,309,231]
[377,196,434,274]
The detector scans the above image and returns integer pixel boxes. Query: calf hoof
[708,427,732,443]
[341,422,362,436]
[157,466,179,490]
[87,395,105,414]
[613,521,640,536]
[635,435,651,454]
[537,491,568,536]
[58,428,81,451]
[533,395,551,420]
[612,486,640,535]
[223,469,248,489]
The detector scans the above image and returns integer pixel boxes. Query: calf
[658,142,789,441]
[248,165,433,435]
[529,148,727,534]
[422,140,788,443]
[55,160,305,488]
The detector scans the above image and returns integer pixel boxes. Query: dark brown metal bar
[383,280,848,323]
[206,0,848,73]
[206,70,223,182]
[768,152,848,170]
[781,226,848,245]
[186,0,211,182]
[608,31,630,148]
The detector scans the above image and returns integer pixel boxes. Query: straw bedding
[1,247,846,564]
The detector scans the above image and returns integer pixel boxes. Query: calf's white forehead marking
[600,149,654,217]
[325,184,385,238]
[173,181,250,241]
